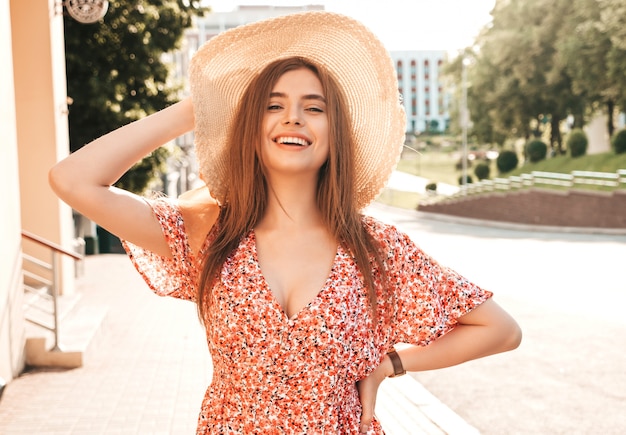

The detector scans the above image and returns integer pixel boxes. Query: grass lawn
[396,151,461,186]
[376,188,424,210]
[507,151,626,176]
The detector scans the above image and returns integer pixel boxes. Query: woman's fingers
[356,374,380,434]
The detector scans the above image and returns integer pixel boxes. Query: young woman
[49,11,521,434]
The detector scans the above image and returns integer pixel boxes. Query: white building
[391,50,450,134]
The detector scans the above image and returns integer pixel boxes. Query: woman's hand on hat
[356,354,393,433]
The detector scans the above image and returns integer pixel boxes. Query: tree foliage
[445,0,626,152]
[64,0,207,193]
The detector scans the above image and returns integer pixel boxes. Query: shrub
[425,182,437,192]
[458,174,473,185]
[496,150,519,174]
[455,158,473,171]
[566,129,588,158]
[612,129,626,154]
[525,139,548,163]
[474,162,490,180]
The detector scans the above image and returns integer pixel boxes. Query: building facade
[2,0,78,388]
[391,50,450,134]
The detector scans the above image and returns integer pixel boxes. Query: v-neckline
[249,230,341,323]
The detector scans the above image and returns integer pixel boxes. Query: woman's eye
[268,104,282,110]
[307,107,324,113]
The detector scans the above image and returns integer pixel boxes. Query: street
[366,203,626,434]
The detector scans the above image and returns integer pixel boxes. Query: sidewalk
[0,253,478,434]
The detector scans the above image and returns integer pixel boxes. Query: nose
[282,108,302,125]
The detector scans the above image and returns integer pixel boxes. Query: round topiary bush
[566,129,588,158]
[525,139,548,163]
[612,129,626,154]
[425,182,437,192]
[458,174,473,185]
[474,162,490,180]
[496,150,519,174]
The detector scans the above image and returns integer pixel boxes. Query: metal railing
[21,231,84,351]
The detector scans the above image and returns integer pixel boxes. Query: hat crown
[190,11,406,209]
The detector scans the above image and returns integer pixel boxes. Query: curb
[377,375,480,435]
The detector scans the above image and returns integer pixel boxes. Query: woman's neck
[258,174,324,230]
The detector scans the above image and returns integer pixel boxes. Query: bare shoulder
[177,186,220,255]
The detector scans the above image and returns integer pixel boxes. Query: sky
[206,0,496,53]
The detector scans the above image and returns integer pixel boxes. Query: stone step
[24,298,109,369]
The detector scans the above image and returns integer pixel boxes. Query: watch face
[65,0,109,24]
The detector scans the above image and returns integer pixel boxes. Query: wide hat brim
[189,11,406,209]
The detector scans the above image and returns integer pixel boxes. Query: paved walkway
[0,210,479,434]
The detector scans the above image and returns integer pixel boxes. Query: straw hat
[189,11,406,209]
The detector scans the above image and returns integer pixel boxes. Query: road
[366,203,626,435]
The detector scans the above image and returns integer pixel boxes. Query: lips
[274,136,311,146]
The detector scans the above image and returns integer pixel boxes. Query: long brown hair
[197,57,385,323]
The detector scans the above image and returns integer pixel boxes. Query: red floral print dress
[122,198,492,434]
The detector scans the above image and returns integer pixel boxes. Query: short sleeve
[367,219,492,347]
[121,198,198,302]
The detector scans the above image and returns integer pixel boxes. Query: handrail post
[50,252,61,352]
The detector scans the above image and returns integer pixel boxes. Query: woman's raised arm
[49,98,195,257]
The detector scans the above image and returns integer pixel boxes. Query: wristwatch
[387,349,406,377]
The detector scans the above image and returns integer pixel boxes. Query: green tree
[446,0,626,152]
[556,0,618,137]
[599,0,626,128]
[64,0,207,193]
[478,0,579,153]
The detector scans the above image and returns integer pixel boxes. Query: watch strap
[387,349,406,377]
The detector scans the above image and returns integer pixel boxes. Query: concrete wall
[0,0,26,384]
[418,189,626,229]
[1,0,78,385]
[12,0,76,294]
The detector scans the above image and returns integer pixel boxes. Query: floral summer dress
[122,198,492,434]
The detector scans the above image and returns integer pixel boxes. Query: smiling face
[260,67,330,178]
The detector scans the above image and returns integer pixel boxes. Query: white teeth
[277,136,310,146]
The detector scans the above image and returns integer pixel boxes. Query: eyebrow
[269,92,327,103]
